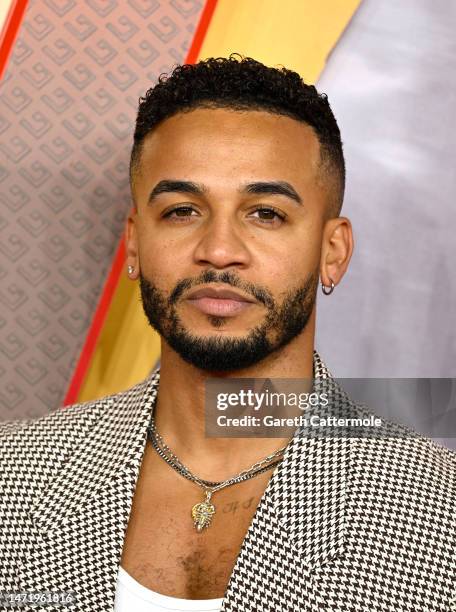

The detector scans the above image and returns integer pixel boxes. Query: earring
[321,277,335,295]
[127,265,135,275]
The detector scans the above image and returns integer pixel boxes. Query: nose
[193,215,252,270]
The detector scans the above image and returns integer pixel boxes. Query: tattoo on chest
[221,496,257,515]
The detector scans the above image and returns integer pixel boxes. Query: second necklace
[148,418,288,532]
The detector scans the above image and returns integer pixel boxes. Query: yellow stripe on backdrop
[78,272,161,401]
[77,0,362,402]
[200,0,362,83]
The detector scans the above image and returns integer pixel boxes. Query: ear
[125,206,139,279]
[320,216,354,288]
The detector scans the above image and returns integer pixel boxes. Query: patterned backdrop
[0,0,203,420]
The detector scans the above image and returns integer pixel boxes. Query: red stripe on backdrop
[186,0,218,64]
[0,0,29,82]
[63,0,219,406]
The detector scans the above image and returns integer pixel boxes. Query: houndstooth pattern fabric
[0,351,455,611]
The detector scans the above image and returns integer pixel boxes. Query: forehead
[136,107,321,192]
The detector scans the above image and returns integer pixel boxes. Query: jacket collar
[24,350,349,609]
[23,371,160,603]
[30,372,160,534]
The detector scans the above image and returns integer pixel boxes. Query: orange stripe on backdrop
[0,0,28,82]
[63,239,128,405]
[68,0,362,404]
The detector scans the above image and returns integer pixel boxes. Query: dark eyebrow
[147,179,302,206]
[147,180,206,205]
[242,181,302,205]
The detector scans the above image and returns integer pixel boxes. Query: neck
[152,322,316,482]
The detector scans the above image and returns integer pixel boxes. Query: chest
[120,447,272,599]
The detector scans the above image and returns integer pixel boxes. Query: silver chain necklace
[148,417,288,532]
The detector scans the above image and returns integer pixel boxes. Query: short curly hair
[130,54,345,216]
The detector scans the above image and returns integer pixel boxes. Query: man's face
[129,107,327,372]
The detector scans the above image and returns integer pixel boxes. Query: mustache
[168,270,274,308]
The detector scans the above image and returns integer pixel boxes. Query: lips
[186,287,256,302]
[186,286,256,316]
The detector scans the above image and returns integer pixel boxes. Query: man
[0,55,454,612]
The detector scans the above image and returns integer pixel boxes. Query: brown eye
[250,206,286,224]
[175,207,193,216]
[163,206,198,219]
[257,209,276,220]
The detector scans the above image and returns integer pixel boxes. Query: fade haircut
[130,54,345,217]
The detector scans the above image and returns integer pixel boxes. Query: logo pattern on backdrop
[0,0,203,419]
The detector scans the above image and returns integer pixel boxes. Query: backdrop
[0,0,204,419]
[1,0,455,450]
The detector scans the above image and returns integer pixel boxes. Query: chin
[192,319,258,333]
[181,314,254,333]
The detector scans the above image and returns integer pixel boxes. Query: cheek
[254,227,321,276]
[290,219,323,270]
[138,233,190,287]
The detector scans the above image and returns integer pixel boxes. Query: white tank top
[114,565,224,612]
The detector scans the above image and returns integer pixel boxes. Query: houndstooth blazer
[1,351,455,612]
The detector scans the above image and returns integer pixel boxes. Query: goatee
[139,268,319,372]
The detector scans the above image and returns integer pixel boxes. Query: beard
[139,268,319,372]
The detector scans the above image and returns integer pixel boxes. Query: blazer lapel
[20,370,160,610]
[221,352,350,611]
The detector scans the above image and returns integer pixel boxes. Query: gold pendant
[191,490,215,532]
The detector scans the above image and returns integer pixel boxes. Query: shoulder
[358,403,454,467]
[321,380,456,479]
[346,410,455,553]
[0,375,154,472]
[349,402,455,486]
[352,426,455,484]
